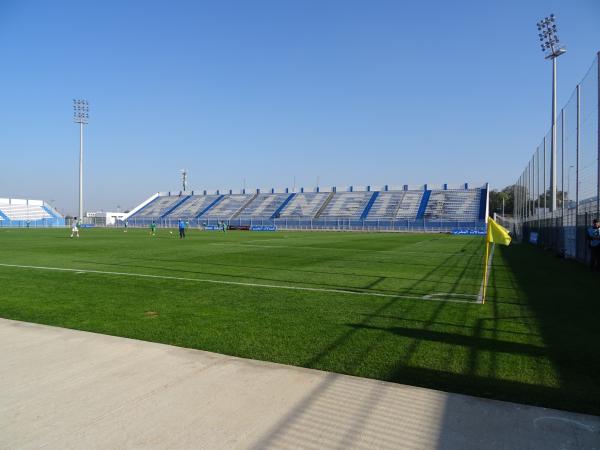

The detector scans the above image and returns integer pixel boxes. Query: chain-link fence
[513,53,599,264]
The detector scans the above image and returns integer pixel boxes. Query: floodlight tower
[537,14,566,212]
[73,99,89,220]
[181,169,188,191]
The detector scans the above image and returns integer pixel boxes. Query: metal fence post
[597,52,600,218]
[543,137,547,218]
[576,83,580,227]
[561,108,565,223]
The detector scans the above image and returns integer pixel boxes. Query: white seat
[201,194,253,219]
[0,204,52,220]
[278,193,330,218]
[136,196,186,217]
[319,192,373,218]
[168,195,220,218]
[238,193,290,218]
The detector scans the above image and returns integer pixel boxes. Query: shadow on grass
[346,323,548,358]
[492,243,600,414]
[247,243,600,449]
[302,241,600,416]
[301,240,483,369]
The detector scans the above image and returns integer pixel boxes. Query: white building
[86,211,128,226]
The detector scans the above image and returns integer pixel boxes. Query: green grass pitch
[0,227,598,414]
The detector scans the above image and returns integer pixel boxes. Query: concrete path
[1,318,599,450]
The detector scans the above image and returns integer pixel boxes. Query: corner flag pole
[481,240,495,304]
[481,218,511,304]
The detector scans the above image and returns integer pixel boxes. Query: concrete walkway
[1,318,599,450]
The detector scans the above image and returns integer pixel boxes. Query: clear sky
[0,0,599,215]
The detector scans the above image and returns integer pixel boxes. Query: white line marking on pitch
[0,263,479,304]
[422,292,479,301]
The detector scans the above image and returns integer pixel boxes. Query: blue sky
[0,0,598,214]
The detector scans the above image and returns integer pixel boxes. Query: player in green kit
[150,221,156,236]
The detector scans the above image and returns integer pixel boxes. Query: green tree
[489,185,514,215]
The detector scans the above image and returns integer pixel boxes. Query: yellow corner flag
[481,218,511,304]
[487,217,512,246]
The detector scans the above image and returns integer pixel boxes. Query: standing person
[124,220,128,233]
[587,219,600,271]
[150,220,156,236]
[222,221,227,233]
[178,219,186,239]
[70,217,80,238]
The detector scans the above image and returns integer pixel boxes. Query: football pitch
[1,228,599,415]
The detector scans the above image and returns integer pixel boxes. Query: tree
[489,185,514,215]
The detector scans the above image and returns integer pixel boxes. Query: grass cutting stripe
[0,262,480,303]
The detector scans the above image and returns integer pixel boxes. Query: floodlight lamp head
[73,98,90,124]
[536,14,566,59]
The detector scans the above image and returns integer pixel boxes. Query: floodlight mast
[73,99,89,221]
[537,14,566,212]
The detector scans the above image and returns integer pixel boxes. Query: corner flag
[487,217,512,246]
[481,218,511,304]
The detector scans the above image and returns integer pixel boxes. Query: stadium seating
[365,191,425,220]
[423,189,481,221]
[0,204,53,221]
[237,193,290,219]
[318,192,373,218]
[168,195,221,218]
[277,192,331,218]
[124,184,487,231]
[365,191,404,219]
[135,195,188,218]
[200,194,254,219]
[0,198,64,227]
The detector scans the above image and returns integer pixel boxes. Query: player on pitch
[178,219,186,239]
[70,218,80,238]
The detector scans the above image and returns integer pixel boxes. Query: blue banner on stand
[452,229,486,235]
[250,225,277,232]
[203,225,221,231]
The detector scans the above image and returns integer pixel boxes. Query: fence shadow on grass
[490,243,600,414]
[301,239,484,368]
[298,240,600,417]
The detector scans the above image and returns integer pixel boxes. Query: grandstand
[423,189,483,221]
[0,198,64,227]
[124,183,488,231]
[200,193,254,220]
[168,194,222,219]
[238,192,291,219]
[277,192,330,218]
[318,191,373,219]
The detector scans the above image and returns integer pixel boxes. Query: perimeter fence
[513,53,599,264]
[120,216,486,233]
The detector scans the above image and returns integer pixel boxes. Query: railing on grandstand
[0,218,65,228]
[122,216,486,233]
